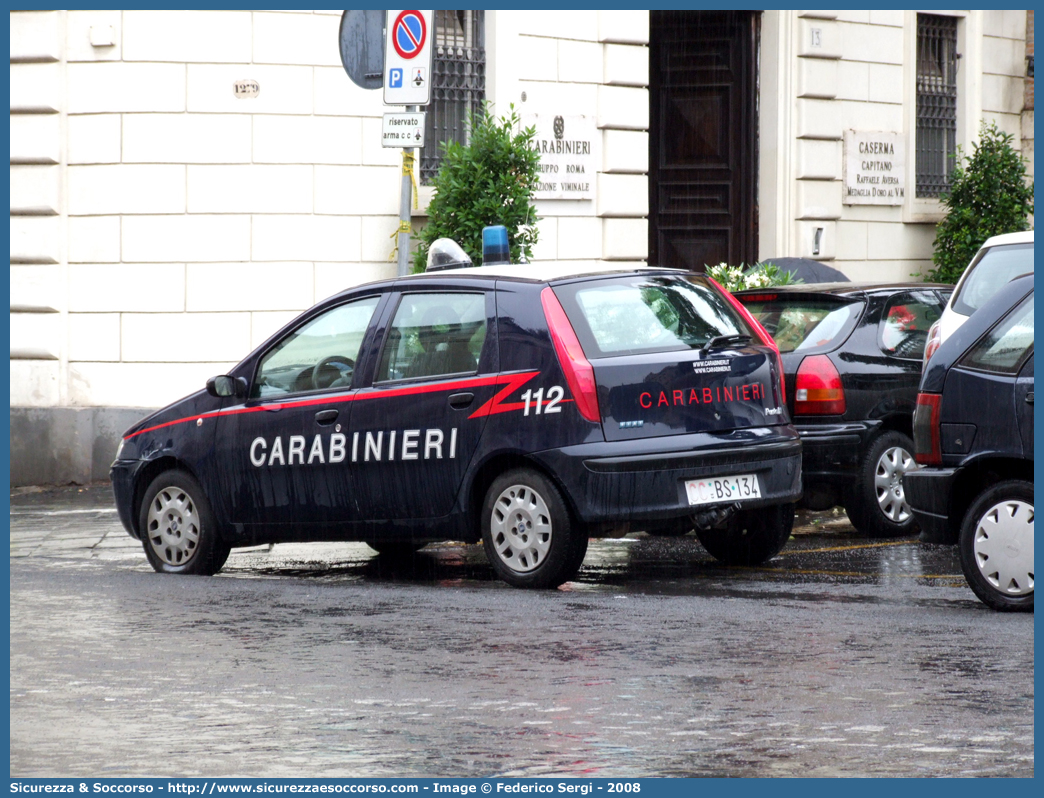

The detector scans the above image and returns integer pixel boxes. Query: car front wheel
[695,503,795,566]
[959,480,1034,612]
[481,468,585,589]
[139,470,230,575]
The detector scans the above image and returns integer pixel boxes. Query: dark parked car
[906,273,1033,611]
[735,282,951,537]
[112,257,802,589]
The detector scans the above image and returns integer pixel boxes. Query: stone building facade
[8,9,1033,484]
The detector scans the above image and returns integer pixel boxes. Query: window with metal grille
[916,14,958,198]
[420,10,486,185]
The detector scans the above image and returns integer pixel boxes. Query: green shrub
[928,121,1034,284]
[413,105,540,272]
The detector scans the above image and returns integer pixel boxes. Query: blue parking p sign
[389,68,403,88]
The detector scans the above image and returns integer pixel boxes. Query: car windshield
[952,242,1034,316]
[738,295,863,354]
[553,275,755,358]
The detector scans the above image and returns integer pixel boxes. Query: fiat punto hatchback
[111,260,802,588]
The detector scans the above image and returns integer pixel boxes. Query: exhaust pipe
[692,503,741,530]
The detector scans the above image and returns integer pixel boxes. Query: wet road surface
[9,484,1034,777]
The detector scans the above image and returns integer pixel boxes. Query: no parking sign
[383,9,434,106]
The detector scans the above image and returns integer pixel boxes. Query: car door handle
[1026,392,1034,405]
[315,409,339,425]
[448,392,475,409]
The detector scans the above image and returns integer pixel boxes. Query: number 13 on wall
[522,386,564,416]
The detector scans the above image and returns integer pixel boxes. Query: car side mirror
[206,375,247,398]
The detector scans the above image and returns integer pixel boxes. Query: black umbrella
[758,257,850,283]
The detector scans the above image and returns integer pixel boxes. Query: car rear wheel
[139,470,230,576]
[846,431,919,538]
[366,541,426,557]
[959,480,1034,612]
[695,503,795,566]
[481,468,585,589]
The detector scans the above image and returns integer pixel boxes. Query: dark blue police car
[111,247,802,588]
[906,273,1034,611]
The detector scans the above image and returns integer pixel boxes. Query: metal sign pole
[382,11,433,276]
[397,105,416,277]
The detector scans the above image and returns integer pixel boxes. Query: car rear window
[958,294,1034,375]
[738,294,862,354]
[952,242,1034,316]
[552,275,755,358]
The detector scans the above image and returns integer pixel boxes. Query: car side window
[376,292,487,382]
[878,291,943,359]
[252,296,381,399]
[958,295,1034,375]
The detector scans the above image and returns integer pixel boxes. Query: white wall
[10,9,653,411]
[11,9,409,409]
[759,9,1028,283]
[479,9,649,265]
[10,7,651,411]
[10,10,1031,412]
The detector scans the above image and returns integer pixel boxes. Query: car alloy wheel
[146,484,201,567]
[970,499,1033,597]
[873,444,917,523]
[139,470,230,576]
[847,431,920,538]
[490,483,553,573]
[481,467,584,589]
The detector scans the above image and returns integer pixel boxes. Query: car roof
[980,229,1034,249]
[921,272,1034,392]
[734,280,951,297]
[324,261,684,305]
[403,260,669,283]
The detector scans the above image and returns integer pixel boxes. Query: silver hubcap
[972,499,1034,596]
[874,445,917,523]
[146,486,201,566]
[490,484,552,573]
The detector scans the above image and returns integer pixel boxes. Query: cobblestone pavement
[10,483,1033,778]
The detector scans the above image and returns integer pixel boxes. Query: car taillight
[708,276,787,407]
[913,392,943,465]
[794,355,846,415]
[540,287,601,423]
[922,320,942,373]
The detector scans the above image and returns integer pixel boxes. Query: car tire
[694,503,795,566]
[139,470,230,576]
[212,545,232,572]
[644,518,694,537]
[845,431,919,538]
[366,541,426,557]
[958,480,1034,612]
[481,468,585,589]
